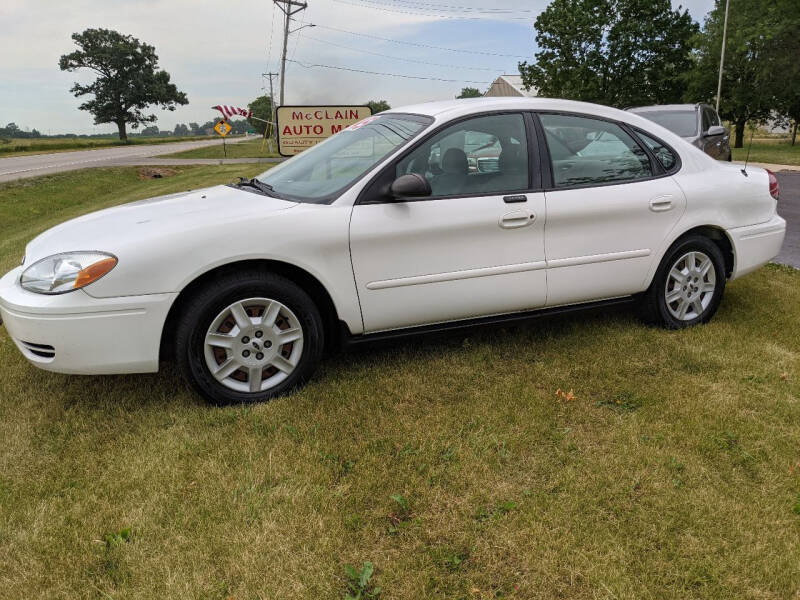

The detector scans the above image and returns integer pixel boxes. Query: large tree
[59,28,188,142]
[687,0,800,147]
[519,0,696,108]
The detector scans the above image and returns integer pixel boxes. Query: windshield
[633,109,698,138]
[255,113,432,202]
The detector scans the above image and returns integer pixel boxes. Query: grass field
[0,135,221,158]
[161,137,280,159]
[732,138,800,166]
[1,167,799,599]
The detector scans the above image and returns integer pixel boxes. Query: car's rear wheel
[639,235,726,329]
[175,270,323,404]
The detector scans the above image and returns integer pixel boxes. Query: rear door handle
[649,196,673,212]
[500,210,535,229]
[503,194,527,203]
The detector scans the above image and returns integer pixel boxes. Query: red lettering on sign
[291,111,304,120]
[331,124,342,134]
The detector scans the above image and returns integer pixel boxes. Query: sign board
[275,105,373,156]
[214,121,232,137]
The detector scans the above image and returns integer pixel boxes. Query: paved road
[775,172,800,269]
[0,136,253,183]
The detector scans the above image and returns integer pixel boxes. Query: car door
[349,112,547,333]
[709,107,731,160]
[537,112,686,307]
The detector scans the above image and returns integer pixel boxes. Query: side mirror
[706,125,725,137]
[389,173,431,200]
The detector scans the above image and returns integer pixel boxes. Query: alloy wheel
[203,297,304,393]
[664,251,716,321]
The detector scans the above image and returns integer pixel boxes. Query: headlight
[20,252,118,294]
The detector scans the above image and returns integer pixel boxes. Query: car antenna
[740,123,756,177]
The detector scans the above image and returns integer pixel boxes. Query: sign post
[275,105,373,156]
[214,120,232,158]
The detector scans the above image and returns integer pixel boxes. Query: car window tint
[539,114,653,187]
[396,113,528,198]
[701,108,709,132]
[636,131,678,171]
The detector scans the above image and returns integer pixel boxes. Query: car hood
[24,185,297,263]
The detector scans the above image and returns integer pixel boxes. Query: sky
[0,0,715,135]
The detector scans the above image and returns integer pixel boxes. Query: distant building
[484,75,537,98]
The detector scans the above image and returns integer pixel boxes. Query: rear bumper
[729,214,787,279]
[0,267,175,374]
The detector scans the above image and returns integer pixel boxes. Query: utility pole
[272,0,308,107]
[715,0,730,114]
[261,71,279,153]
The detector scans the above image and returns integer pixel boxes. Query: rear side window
[636,131,678,172]
[539,114,653,188]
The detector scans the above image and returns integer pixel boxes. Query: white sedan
[0,98,786,404]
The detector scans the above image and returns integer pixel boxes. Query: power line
[341,0,535,14]
[303,34,510,71]
[286,58,492,83]
[309,23,529,58]
[330,0,530,20]
[354,0,538,13]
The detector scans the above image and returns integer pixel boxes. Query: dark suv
[627,103,732,161]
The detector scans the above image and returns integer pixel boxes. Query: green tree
[248,95,274,136]
[456,87,483,98]
[519,0,696,108]
[140,125,159,136]
[58,28,188,143]
[366,99,391,114]
[765,0,800,146]
[173,123,190,136]
[687,0,799,147]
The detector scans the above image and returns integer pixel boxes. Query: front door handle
[499,210,535,229]
[649,196,674,212]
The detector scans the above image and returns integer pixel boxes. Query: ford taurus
[0,98,786,404]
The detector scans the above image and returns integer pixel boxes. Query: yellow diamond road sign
[214,121,232,137]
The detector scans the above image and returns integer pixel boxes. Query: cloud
[2,0,714,134]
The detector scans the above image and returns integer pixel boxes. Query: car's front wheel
[639,235,726,329]
[175,270,324,404]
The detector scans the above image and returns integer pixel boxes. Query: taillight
[767,169,780,201]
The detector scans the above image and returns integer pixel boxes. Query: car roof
[628,104,703,112]
[386,97,650,123]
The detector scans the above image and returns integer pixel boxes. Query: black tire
[639,235,726,329]
[175,270,324,405]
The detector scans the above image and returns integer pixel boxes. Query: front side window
[255,113,431,202]
[395,113,529,198]
[636,130,678,172]
[701,107,713,133]
[539,114,653,188]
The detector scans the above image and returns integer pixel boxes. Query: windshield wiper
[233,177,279,197]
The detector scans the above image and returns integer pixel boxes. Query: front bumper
[728,214,787,279]
[0,267,176,374]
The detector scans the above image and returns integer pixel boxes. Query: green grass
[732,138,800,166]
[1,168,800,598]
[0,135,219,158]
[161,137,280,159]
